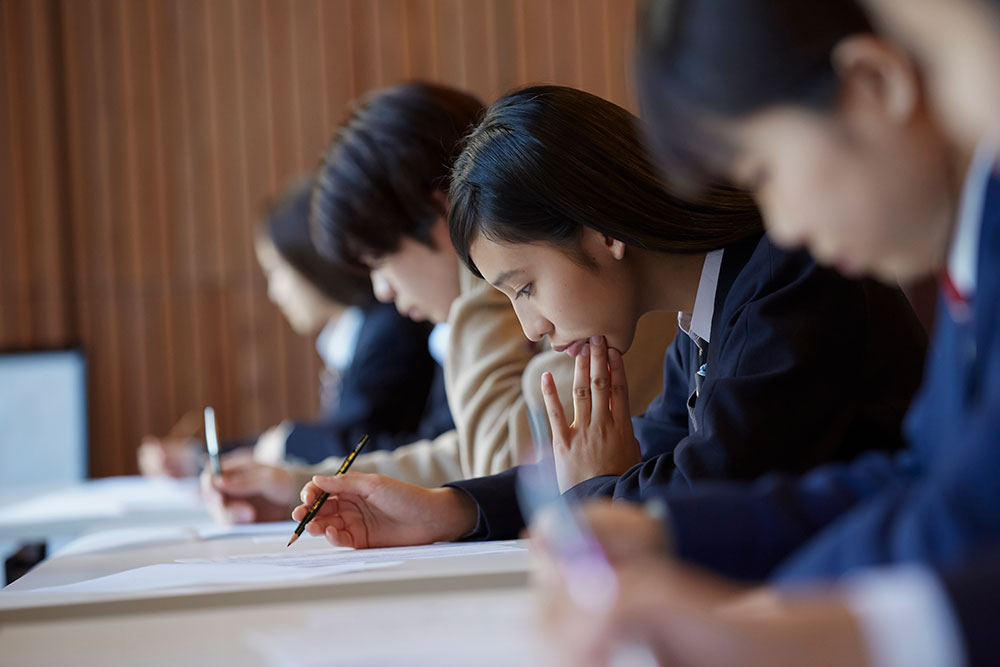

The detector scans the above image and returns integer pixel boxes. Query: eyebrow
[489,269,523,288]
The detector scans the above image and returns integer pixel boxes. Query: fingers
[541,372,572,446]
[589,336,610,417]
[572,345,592,427]
[607,347,631,424]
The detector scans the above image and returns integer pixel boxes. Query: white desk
[1,528,531,622]
[0,586,543,667]
[0,528,539,666]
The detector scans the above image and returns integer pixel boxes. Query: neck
[632,247,708,316]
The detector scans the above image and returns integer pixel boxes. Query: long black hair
[261,177,374,307]
[448,85,763,277]
[312,82,485,270]
[636,0,873,193]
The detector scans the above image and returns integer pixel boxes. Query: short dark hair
[261,176,375,307]
[636,0,873,194]
[312,82,485,270]
[448,85,763,277]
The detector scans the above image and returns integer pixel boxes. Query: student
[207,82,675,523]
[290,86,926,548]
[589,0,1000,582]
[139,177,446,479]
[540,1,1000,665]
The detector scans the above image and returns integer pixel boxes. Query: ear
[431,188,450,214]
[831,35,921,124]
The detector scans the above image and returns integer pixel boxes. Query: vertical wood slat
[4,0,638,477]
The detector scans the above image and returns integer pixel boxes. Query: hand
[291,473,478,549]
[543,336,641,492]
[536,552,867,667]
[137,436,203,478]
[199,450,297,524]
[571,500,672,565]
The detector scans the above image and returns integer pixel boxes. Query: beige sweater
[289,267,675,492]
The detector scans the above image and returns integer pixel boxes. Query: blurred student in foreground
[539,0,1000,665]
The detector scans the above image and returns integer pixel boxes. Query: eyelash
[515,283,533,300]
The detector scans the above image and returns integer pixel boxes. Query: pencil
[287,433,369,547]
[203,406,222,476]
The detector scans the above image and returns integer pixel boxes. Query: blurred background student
[138,176,450,484]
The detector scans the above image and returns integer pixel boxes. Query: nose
[514,304,554,343]
[370,269,395,303]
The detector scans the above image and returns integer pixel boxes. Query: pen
[287,433,369,547]
[203,406,222,476]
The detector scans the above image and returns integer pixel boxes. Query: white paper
[179,540,526,568]
[21,560,393,595]
[0,476,203,525]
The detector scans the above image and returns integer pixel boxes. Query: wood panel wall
[1,0,639,478]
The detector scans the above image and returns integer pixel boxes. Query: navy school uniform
[283,302,454,464]
[445,233,927,541]
[652,168,1000,582]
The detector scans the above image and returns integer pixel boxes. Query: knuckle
[591,376,609,391]
[573,386,591,400]
[610,382,627,394]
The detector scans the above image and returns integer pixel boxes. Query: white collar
[948,136,1000,297]
[677,248,724,345]
[316,307,364,372]
[428,323,450,366]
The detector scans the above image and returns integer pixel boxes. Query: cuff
[443,468,524,541]
[842,566,966,667]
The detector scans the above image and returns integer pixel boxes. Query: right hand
[137,436,203,478]
[199,450,298,524]
[572,500,672,565]
[291,473,478,549]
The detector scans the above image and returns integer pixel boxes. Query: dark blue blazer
[573,233,924,497]
[941,554,1000,667]
[283,303,454,464]
[658,172,1000,582]
[448,234,926,540]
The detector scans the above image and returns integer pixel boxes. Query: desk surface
[1,529,532,623]
[0,586,543,667]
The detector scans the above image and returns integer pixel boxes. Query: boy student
[538,1,1000,666]
[204,82,675,523]
[290,85,926,549]
[141,177,447,481]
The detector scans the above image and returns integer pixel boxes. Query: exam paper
[178,540,526,568]
[21,560,393,595]
[0,476,203,525]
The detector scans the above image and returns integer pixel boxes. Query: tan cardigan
[289,266,675,492]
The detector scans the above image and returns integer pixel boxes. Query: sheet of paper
[179,540,526,568]
[0,476,203,526]
[20,560,394,595]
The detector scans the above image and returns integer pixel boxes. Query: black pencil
[286,433,369,547]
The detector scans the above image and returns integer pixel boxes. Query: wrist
[429,487,479,542]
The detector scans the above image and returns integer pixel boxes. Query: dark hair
[448,85,763,277]
[312,82,485,269]
[261,177,375,307]
[636,0,874,193]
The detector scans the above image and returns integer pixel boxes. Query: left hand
[543,336,642,492]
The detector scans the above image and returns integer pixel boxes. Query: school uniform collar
[316,306,364,372]
[677,248,725,346]
[946,136,1000,304]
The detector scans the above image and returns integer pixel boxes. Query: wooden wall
[1,0,639,478]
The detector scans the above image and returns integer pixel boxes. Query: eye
[515,283,533,300]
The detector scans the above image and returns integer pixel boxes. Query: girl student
[291,85,927,549]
